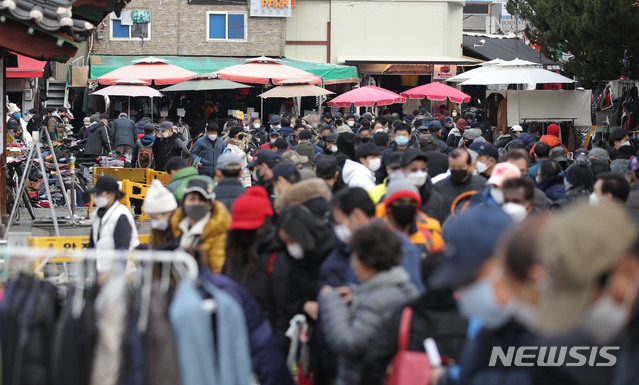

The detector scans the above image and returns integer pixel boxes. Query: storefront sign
[250,0,292,17]
[433,65,457,80]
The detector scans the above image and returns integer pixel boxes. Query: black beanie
[565,157,594,190]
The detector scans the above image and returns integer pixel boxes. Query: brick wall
[93,0,286,57]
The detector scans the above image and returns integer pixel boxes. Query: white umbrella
[448,58,543,83]
[258,84,334,98]
[92,79,163,117]
[459,67,574,86]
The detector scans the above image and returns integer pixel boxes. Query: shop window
[207,12,246,41]
[110,11,151,41]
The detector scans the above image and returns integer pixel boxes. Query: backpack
[136,139,154,168]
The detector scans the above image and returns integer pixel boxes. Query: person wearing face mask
[191,122,226,177]
[398,149,448,223]
[259,128,282,151]
[316,132,339,161]
[170,179,231,273]
[341,114,357,132]
[535,159,566,202]
[309,114,322,131]
[142,180,178,249]
[342,143,381,191]
[293,129,322,155]
[249,117,268,147]
[428,121,452,154]
[446,118,466,148]
[434,148,487,214]
[377,123,415,183]
[501,177,535,222]
[268,114,283,133]
[213,152,246,212]
[609,127,631,150]
[315,155,343,194]
[468,142,499,179]
[377,171,444,257]
[358,127,372,145]
[322,111,334,128]
[224,126,252,187]
[152,121,183,172]
[469,162,522,209]
[552,156,594,209]
[590,172,630,206]
[319,223,419,385]
[248,149,281,200]
[271,162,301,198]
[428,205,530,385]
[525,203,637,385]
[87,176,140,272]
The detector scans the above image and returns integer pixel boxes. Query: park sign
[250,0,292,17]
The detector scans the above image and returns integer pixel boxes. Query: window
[110,11,151,41]
[207,12,246,41]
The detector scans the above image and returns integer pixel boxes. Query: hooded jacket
[170,202,231,273]
[166,167,215,205]
[111,116,137,148]
[530,135,569,158]
[224,136,252,188]
[192,135,226,177]
[319,266,418,385]
[152,134,182,173]
[342,159,376,191]
[274,178,332,214]
[85,122,111,156]
[132,134,156,167]
[536,175,567,201]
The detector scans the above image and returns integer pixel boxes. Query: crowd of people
[28,103,639,384]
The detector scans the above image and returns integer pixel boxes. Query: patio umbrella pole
[261,85,264,120]
[151,97,154,122]
[128,96,131,117]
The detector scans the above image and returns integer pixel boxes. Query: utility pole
[0,49,7,231]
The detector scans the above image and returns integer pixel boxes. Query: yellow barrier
[92,167,148,184]
[146,169,171,186]
[121,179,152,221]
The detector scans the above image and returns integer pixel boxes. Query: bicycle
[6,160,36,222]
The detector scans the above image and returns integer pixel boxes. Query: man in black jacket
[213,152,246,212]
[153,121,183,172]
[85,116,112,157]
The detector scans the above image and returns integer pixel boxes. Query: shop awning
[90,55,359,85]
[6,53,47,78]
[462,35,560,69]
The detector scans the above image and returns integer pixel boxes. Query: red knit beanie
[547,124,560,137]
[229,186,274,230]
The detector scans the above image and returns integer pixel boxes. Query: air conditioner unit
[24,89,33,101]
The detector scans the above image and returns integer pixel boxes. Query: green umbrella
[161,78,251,92]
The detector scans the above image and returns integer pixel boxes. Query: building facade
[93,0,287,57]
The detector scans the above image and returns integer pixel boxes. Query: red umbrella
[401,82,470,103]
[327,86,406,107]
[98,57,197,86]
[216,61,321,85]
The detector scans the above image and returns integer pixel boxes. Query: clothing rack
[0,247,199,280]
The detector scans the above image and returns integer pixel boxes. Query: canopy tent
[448,58,528,83]
[98,57,198,85]
[6,52,46,78]
[258,84,334,99]
[401,82,470,103]
[161,78,251,92]
[216,59,322,85]
[459,66,574,86]
[328,86,405,107]
[89,55,359,85]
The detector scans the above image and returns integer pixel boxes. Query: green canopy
[90,56,358,85]
[161,79,251,92]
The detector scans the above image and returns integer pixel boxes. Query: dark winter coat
[111,116,137,148]
[199,267,295,385]
[626,183,639,223]
[360,290,468,385]
[536,175,566,201]
[192,136,226,177]
[214,178,246,212]
[420,180,448,224]
[551,187,589,209]
[517,132,540,149]
[378,141,417,183]
[434,174,487,214]
[432,137,451,154]
[152,134,182,172]
[85,122,111,156]
[423,150,450,178]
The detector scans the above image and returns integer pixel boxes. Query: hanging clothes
[497,98,508,134]
[145,283,181,385]
[121,291,146,385]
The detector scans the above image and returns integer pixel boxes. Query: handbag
[384,307,432,385]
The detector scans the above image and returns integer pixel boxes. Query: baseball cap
[315,155,339,178]
[550,146,568,163]
[532,202,636,336]
[298,130,312,140]
[589,148,610,162]
[216,152,242,171]
[90,175,120,194]
[269,128,282,137]
[430,205,513,290]
[401,148,428,167]
[442,117,454,124]
[511,125,523,132]
[272,162,300,180]
[83,117,91,126]
[273,138,288,152]
[268,115,281,125]
[183,179,215,201]
[247,150,280,169]
[429,120,443,130]
[486,162,522,187]
[335,112,343,119]
[469,142,499,160]
[281,150,309,165]
[325,132,339,143]
[462,128,482,140]
[159,121,173,131]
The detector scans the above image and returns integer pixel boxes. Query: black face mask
[184,204,209,222]
[450,170,469,185]
[360,137,371,144]
[335,120,343,126]
[390,204,416,228]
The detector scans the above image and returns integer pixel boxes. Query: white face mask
[589,192,602,206]
[457,270,514,329]
[287,243,304,259]
[334,223,352,244]
[512,299,540,329]
[94,196,109,208]
[452,111,458,117]
[620,141,631,148]
[329,145,338,153]
[367,157,382,172]
[579,285,636,344]
[476,161,488,174]
[502,202,528,223]
[490,186,505,205]
[253,123,261,129]
[407,170,428,187]
[208,134,218,141]
[347,121,355,127]
[162,131,170,139]
[151,218,169,231]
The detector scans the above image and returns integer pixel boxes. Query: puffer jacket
[166,167,215,205]
[224,136,252,188]
[319,266,418,385]
[342,159,376,191]
[110,116,137,148]
[85,122,111,156]
[530,135,568,158]
[192,136,226,177]
[536,175,566,201]
[170,202,231,273]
